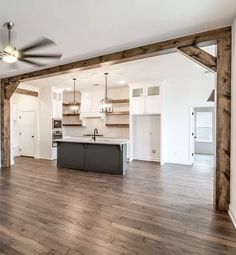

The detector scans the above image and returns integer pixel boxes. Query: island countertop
[56,137,129,145]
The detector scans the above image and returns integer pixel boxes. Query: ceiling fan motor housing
[4,22,14,30]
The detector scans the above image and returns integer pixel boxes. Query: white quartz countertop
[56,137,129,145]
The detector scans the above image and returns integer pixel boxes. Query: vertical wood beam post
[1,80,20,168]
[216,31,231,211]
[1,81,11,168]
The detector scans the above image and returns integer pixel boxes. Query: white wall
[162,75,215,165]
[10,84,39,164]
[38,86,53,160]
[230,18,236,227]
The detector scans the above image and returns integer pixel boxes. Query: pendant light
[100,72,113,113]
[69,78,80,113]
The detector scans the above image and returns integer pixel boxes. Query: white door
[19,111,35,157]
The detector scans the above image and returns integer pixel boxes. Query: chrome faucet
[92,128,98,141]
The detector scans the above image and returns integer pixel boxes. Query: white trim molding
[229,205,236,228]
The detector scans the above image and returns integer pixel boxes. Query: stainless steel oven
[52,118,62,129]
[52,130,63,147]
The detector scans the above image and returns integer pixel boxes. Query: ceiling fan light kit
[0,21,62,67]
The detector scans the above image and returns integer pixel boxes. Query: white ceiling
[24,46,216,91]
[0,0,235,78]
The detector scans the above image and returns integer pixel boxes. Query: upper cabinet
[130,86,161,115]
[52,90,63,118]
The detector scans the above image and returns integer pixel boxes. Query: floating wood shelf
[63,113,80,116]
[63,103,80,106]
[106,124,129,128]
[112,99,129,103]
[106,111,129,115]
[63,123,82,127]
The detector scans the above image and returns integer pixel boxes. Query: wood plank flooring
[0,155,235,255]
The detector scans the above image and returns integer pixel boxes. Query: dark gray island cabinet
[57,138,128,175]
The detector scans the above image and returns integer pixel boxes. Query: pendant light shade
[100,73,113,113]
[69,78,80,113]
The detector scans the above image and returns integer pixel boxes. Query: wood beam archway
[0,26,231,211]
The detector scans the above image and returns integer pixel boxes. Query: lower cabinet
[57,142,127,175]
[57,143,85,170]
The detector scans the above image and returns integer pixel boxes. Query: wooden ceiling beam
[177,45,217,72]
[1,26,230,84]
[15,88,38,97]
[5,81,21,100]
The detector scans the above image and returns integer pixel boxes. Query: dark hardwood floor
[0,155,235,255]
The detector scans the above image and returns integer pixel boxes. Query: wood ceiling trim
[177,45,217,72]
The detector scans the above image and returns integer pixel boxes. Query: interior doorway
[192,106,215,164]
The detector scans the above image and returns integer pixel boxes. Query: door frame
[193,106,215,156]
[0,26,231,211]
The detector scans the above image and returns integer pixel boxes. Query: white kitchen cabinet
[130,86,161,115]
[145,95,161,114]
[130,97,145,114]
[52,90,63,118]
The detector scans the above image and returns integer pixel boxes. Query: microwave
[52,118,62,129]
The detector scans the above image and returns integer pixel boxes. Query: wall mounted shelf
[63,113,80,116]
[106,111,129,115]
[106,124,129,128]
[112,99,129,103]
[63,123,83,127]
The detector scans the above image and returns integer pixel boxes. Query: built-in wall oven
[52,118,62,129]
[52,130,63,147]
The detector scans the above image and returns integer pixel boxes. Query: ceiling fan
[0,22,62,67]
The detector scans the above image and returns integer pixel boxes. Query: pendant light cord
[73,78,76,102]
[104,72,108,99]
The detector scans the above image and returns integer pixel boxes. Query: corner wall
[229,18,236,227]
[162,75,215,165]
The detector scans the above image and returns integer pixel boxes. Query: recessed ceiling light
[65,88,72,91]
[119,80,126,85]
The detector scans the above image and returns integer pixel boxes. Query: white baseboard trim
[133,156,160,162]
[164,160,192,165]
[229,205,236,228]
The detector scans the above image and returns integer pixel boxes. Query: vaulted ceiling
[0,0,236,78]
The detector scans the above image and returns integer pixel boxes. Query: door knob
[32,136,34,138]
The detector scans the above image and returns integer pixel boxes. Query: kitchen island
[56,137,129,175]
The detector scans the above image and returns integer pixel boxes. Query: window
[195,111,213,142]
[132,88,144,97]
[147,86,160,96]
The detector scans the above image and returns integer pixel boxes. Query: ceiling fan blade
[19,58,45,67]
[19,37,55,53]
[20,53,62,59]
